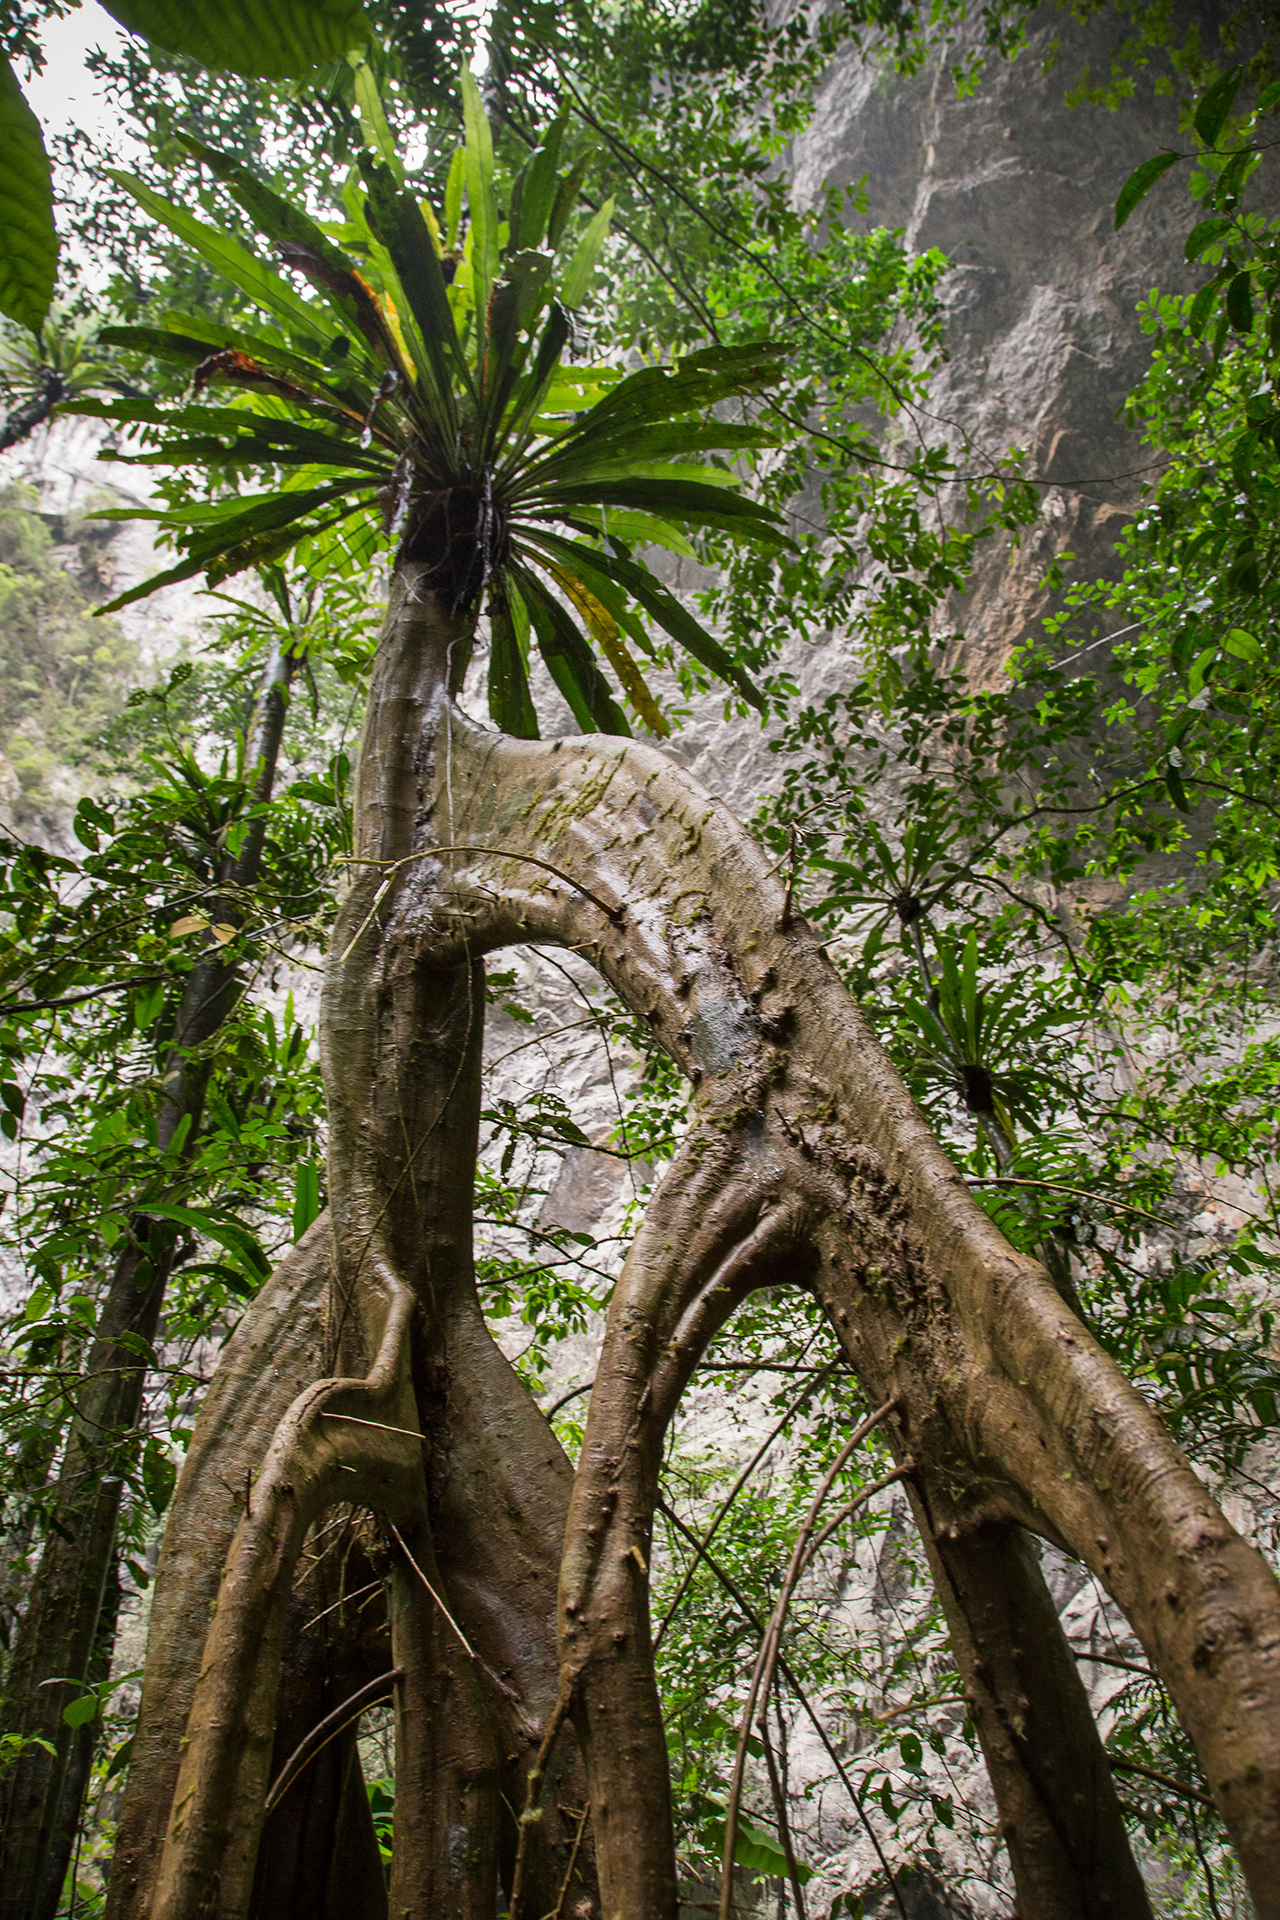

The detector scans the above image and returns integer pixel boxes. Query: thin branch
[263,1668,401,1815]
[656,1497,907,1918]
[544,1800,591,1920]
[300,1576,384,1636]
[1071,1649,1156,1681]
[388,1520,526,1717]
[545,1377,594,1416]
[760,1696,806,1920]
[967,1177,1166,1226]
[1107,1755,1214,1809]
[652,1361,842,1652]
[720,1440,909,1920]
[508,1671,577,1920]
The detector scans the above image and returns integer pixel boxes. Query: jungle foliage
[0,2,1279,1917]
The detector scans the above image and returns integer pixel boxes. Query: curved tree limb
[415,716,1280,1916]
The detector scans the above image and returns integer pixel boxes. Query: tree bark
[910,1497,1154,1919]
[112,572,598,1919]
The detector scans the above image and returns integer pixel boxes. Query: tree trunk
[112,570,597,1919]
[0,638,300,1920]
[106,575,1280,1919]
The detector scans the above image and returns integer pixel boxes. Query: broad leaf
[0,58,56,334]
[1193,68,1243,149]
[101,0,371,77]
[560,197,614,308]
[1114,151,1181,230]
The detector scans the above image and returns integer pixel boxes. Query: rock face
[799,6,1193,677]
[667,5,1196,816]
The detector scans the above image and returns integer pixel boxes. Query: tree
[0,570,356,1920]
[53,59,1280,1920]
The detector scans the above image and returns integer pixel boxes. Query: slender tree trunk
[0,638,300,1920]
[910,1496,1153,1919]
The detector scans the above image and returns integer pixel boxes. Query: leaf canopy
[76,64,788,737]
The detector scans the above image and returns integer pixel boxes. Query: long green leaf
[518,526,764,711]
[99,316,369,409]
[176,133,369,318]
[534,476,789,545]
[560,196,613,308]
[512,110,568,251]
[461,65,499,337]
[97,482,371,610]
[519,567,630,736]
[360,159,469,421]
[488,579,539,738]
[0,58,56,333]
[530,420,769,484]
[351,55,401,177]
[576,342,784,436]
[100,0,370,78]
[107,170,337,341]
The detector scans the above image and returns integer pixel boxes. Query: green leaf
[62,1693,99,1729]
[489,580,539,738]
[350,54,402,178]
[512,110,568,251]
[1165,763,1192,813]
[1189,278,1221,338]
[547,154,591,251]
[460,65,498,327]
[1185,217,1232,261]
[143,1201,270,1279]
[1114,151,1180,229]
[176,135,366,303]
[360,161,469,411]
[1257,78,1280,115]
[0,59,57,334]
[141,1434,176,1516]
[1227,270,1254,332]
[519,528,765,712]
[100,0,371,77]
[1193,68,1243,148]
[107,170,333,342]
[520,567,630,736]
[539,476,788,546]
[292,1161,321,1241]
[560,197,614,308]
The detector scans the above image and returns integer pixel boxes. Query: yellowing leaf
[210,923,237,944]
[169,914,208,938]
[549,562,669,737]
